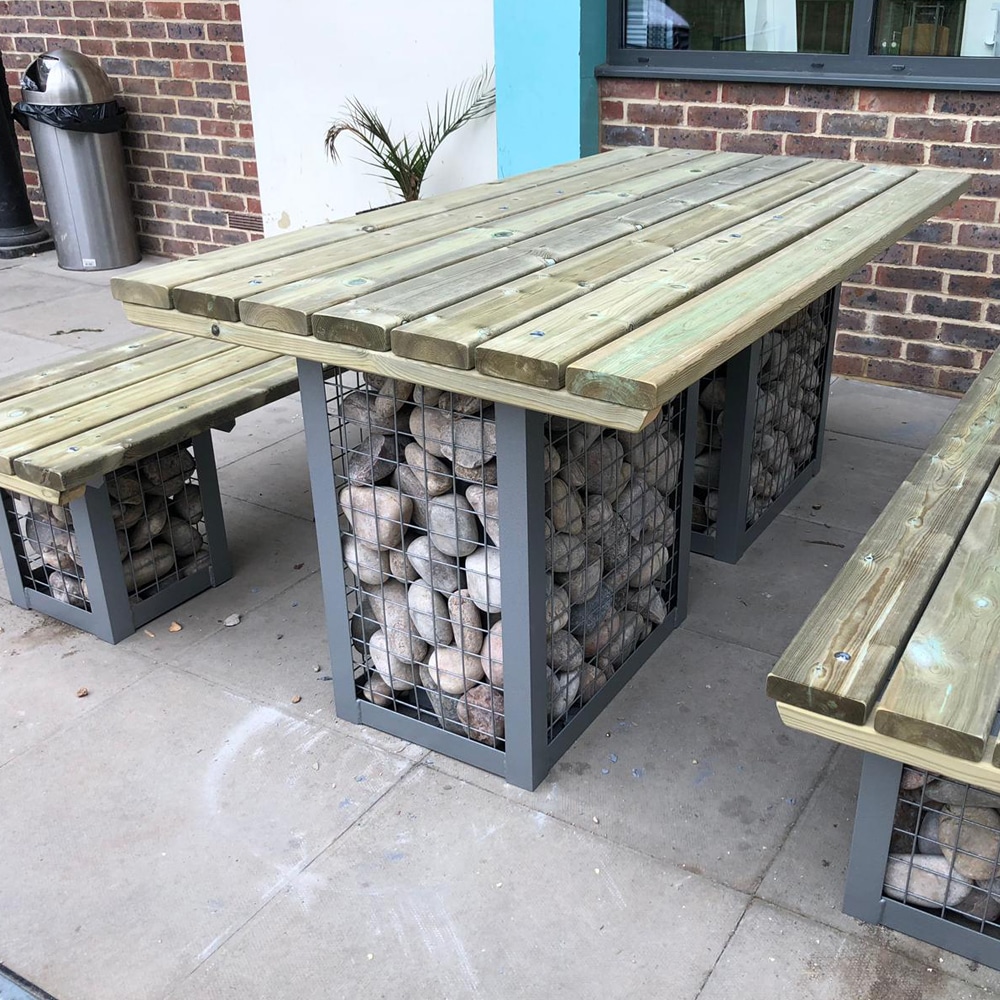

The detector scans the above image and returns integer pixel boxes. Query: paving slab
[217,431,314,522]
[685,513,862,658]
[783,432,922,535]
[12,252,167,288]
[429,627,834,892]
[0,265,93,313]
[827,376,959,450]
[0,667,415,1000]
[0,601,157,766]
[211,394,304,470]
[0,330,79,376]
[166,763,749,1000]
[698,899,998,999]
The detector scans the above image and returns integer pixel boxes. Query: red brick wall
[1,0,262,257]
[600,78,1000,394]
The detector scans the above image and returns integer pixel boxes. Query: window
[606,0,1000,88]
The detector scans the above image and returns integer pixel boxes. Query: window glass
[623,0,854,53]
[871,0,997,57]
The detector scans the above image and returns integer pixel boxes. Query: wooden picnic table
[111,147,969,432]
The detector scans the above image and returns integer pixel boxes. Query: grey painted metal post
[0,491,30,609]
[494,402,550,790]
[674,384,698,619]
[191,431,232,587]
[812,284,842,473]
[69,478,134,644]
[297,359,362,723]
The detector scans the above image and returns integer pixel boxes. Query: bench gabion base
[0,431,232,643]
[691,286,839,563]
[844,753,1000,971]
[298,360,695,790]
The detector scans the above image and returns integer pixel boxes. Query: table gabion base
[298,359,695,790]
[0,432,231,643]
[844,754,1000,971]
[691,287,840,563]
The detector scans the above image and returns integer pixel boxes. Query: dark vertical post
[0,51,52,258]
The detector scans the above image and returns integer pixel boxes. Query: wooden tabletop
[113,147,970,430]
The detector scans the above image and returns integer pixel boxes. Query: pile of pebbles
[13,446,207,608]
[883,767,1000,922]
[336,374,682,748]
[693,304,828,533]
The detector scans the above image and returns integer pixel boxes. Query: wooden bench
[0,332,299,642]
[766,347,1000,967]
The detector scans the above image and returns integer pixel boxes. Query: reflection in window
[872,1,986,57]
[624,1,855,53]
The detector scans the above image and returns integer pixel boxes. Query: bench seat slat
[873,471,1000,760]
[766,348,1000,724]
[0,345,277,479]
[13,357,299,491]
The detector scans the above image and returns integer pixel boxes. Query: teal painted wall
[494,0,605,176]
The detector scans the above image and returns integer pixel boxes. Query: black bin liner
[12,100,127,134]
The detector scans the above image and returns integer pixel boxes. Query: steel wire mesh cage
[844,755,1000,971]
[298,361,695,789]
[691,286,839,563]
[0,432,230,643]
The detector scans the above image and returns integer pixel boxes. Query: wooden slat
[0,470,86,506]
[16,358,300,491]
[765,348,1000,723]
[0,337,235,434]
[0,346,278,478]
[564,169,971,409]
[312,154,831,353]
[173,150,707,323]
[777,703,1000,794]
[477,163,906,389]
[873,470,1000,760]
[389,158,858,369]
[110,147,656,309]
[121,303,659,432]
[0,332,188,403]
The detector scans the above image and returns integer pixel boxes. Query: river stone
[595,512,633,567]
[696,405,711,455]
[347,432,397,485]
[603,461,632,505]
[448,589,484,654]
[141,469,190,499]
[418,667,469,735]
[48,569,88,608]
[408,405,454,457]
[628,542,670,589]
[547,583,571,634]
[583,611,624,658]
[440,416,497,469]
[884,854,972,908]
[412,384,442,406]
[457,683,504,746]
[938,807,1000,880]
[426,492,480,557]
[25,517,81,570]
[785,409,814,452]
[159,517,203,558]
[614,479,672,542]
[388,540,421,582]
[544,444,562,476]
[693,451,721,490]
[953,885,1000,922]
[704,491,719,523]
[555,543,602,604]
[465,484,499,544]
[699,377,726,412]
[454,458,498,485]
[584,496,616,534]
[350,603,380,654]
[125,495,168,550]
[111,496,145,530]
[547,531,587,573]
[601,609,643,668]
[569,582,614,639]
[108,470,144,505]
[362,671,394,707]
[364,580,416,650]
[140,447,195,486]
[342,384,409,433]
[437,391,483,414]
[465,545,501,613]
[407,579,453,645]
[548,629,584,672]
[480,620,504,684]
[405,535,462,595]
[901,767,928,791]
[425,645,485,695]
[917,810,944,855]
[580,663,609,702]
[626,584,668,625]
[122,542,175,593]
[402,442,454,497]
[340,484,412,549]
[630,429,682,493]
[579,436,625,494]
[548,477,583,534]
[548,667,581,719]
[167,483,203,525]
[924,781,1000,810]
[369,629,420,691]
[758,335,789,385]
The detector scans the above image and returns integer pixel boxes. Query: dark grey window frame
[601,1,1000,90]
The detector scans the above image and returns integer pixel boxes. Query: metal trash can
[13,48,139,271]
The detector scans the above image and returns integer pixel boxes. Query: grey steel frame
[299,358,696,790]
[692,285,840,564]
[0,431,231,644]
[844,753,1000,971]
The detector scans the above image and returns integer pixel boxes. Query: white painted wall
[241,0,497,235]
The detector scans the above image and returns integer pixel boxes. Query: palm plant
[324,66,496,203]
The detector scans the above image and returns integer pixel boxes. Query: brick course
[600,77,1000,394]
[3,0,261,256]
